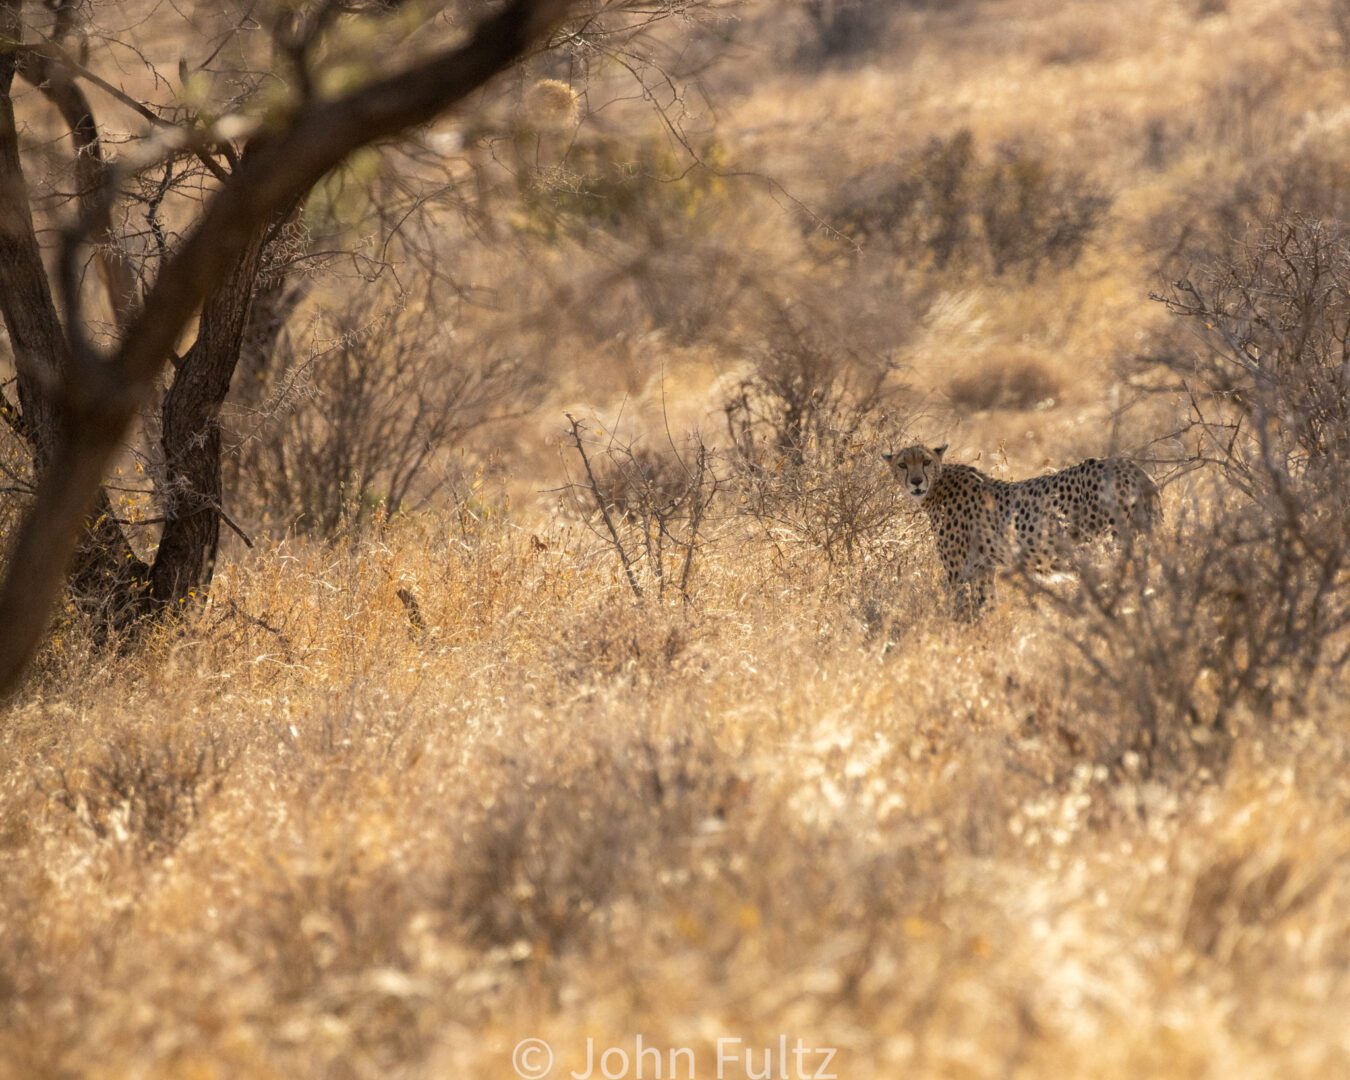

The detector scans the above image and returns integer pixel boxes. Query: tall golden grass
[4,1,1350,1077]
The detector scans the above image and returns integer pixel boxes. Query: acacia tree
[0,0,579,696]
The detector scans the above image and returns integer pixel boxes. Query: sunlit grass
[3,0,1350,1076]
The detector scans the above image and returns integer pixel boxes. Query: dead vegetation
[3,1,1350,1078]
[829,129,1113,279]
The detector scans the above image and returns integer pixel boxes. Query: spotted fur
[883,444,1161,617]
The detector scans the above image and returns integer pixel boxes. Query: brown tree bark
[17,47,138,329]
[0,21,151,620]
[149,212,274,605]
[0,29,66,467]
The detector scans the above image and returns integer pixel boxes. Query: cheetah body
[884,445,1160,615]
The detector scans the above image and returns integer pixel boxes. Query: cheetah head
[882,444,947,500]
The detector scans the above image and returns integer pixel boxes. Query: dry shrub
[795,0,899,64]
[535,238,755,346]
[1159,217,1350,472]
[979,145,1112,276]
[231,824,421,984]
[228,285,528,536]
[547,594,697,684]
[832,131,1112,279]
[1150,142,1350,272]
[831,130,976,269]
[448,726,740,953]
[1180,822,1337,964]
[46,728,231,853]
[593,444,704,522]
[1044,495,1349,774]
[520,133,727,242]
[1039,9,1115,65]
[792,0,963,65]
[565,420,720,602]
[1199,65,1289,162]
[622,241,753,343]
[947,355,1060,412]
[515,132,750,342]
[1138,115,1181,171]
[1044,217,1350,775]
[1327,0,1350,61]
[723,315,909,565]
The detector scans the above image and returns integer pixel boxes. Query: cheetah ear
[933,443,948,459]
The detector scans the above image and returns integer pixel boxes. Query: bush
[722,315,909,565]
[947,356,1060,412]
[793,0,962,65]
[1148,144,1350,274]
[831,131,1112,279]
[565,419,720,603]
[228,287,529,536]
[831,130,976,269]
[47,729,230,853]
[979,145,1112,276]
[547,593,696,685]
[1045,216,1350,775]
[797,0,899,64]
[1040,487,1347,773]
[518,133,727,243]
[1156,216,1350,475]
[448,727,739,952]
[514,132,742,342]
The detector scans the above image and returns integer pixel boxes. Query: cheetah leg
[939,548,966,612]
[972,571,995,616]
[953,568,995,621]
[952,582,978,622]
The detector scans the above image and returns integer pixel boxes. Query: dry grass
[3,513,1349,1078]
[4,0,1350,1077]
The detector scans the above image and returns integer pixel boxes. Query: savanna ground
[4,1,1350,1076]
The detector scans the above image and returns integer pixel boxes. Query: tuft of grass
[947,356,1061,412]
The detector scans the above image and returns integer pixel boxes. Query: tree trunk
[234,264,311,407]
[148,218,273,605]
[0,42,66,467]
[0,37,151,624]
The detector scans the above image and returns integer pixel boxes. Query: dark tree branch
[16,43,138,330]
[1,2,69,463]
[13,37,236,185]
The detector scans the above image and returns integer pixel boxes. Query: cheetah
[883,444,1161,617]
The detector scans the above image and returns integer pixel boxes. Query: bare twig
[565,412,644,599]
